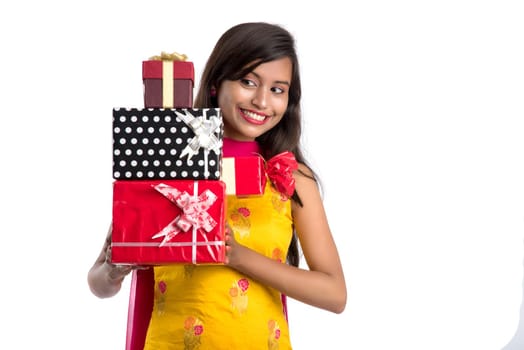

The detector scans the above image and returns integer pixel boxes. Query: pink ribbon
[265,151,298,199]
[151,183,217,258]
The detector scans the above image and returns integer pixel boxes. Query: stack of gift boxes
[110,52,266,265]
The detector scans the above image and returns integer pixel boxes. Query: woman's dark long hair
[194,22,317,267]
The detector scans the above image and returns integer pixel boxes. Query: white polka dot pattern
[112,107,223,180]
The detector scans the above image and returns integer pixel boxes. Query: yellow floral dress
[143,181,293,350]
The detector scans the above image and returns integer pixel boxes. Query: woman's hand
[104,243,131,281]
[105,243,148,282]
[224,224,243,267]
[88,224,149,298]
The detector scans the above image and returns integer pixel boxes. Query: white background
[1,1,523,349]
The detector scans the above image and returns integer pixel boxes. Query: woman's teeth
[244,110,266,121]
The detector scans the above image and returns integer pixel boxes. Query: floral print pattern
[272,248,284,263]
[155,280,167,315]
[184,316,204,350]
[229,206,251,238]
[184,264,196,278]
[229,278,250,314]
[270,186,287,212]
[268,319,281,350]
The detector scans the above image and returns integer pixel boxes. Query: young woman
[88,22,346,349]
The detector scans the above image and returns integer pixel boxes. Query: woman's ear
[210,86,218,107]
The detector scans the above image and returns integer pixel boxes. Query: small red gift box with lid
[142,52,194,108]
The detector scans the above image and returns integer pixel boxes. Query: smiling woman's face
[217,57,292,141]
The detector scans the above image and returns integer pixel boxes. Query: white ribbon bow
[175,109,222,178]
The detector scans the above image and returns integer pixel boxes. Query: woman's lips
[240,108,268,125]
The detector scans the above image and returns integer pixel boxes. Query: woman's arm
[225,164,347,313]
[87,225,133,298]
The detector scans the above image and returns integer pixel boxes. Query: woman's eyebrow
[250,71,290,86]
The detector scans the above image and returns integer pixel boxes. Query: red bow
[265,151,298,198]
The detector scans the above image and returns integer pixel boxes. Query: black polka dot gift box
[112,107,223,180]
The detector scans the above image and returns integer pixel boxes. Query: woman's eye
[272,87,285,94]
[240,79,256,87]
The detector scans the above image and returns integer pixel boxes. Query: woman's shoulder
[296,162,312,176]
[293,162,319,197]
[294,162,316,181]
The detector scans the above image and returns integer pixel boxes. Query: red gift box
[220,156,267,196]
[142,60,194,108]
[111,179,226,265]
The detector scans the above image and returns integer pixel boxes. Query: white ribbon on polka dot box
[112,107,223,180]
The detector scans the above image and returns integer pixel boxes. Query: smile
[240,109,268,124]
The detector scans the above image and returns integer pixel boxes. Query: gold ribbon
[149,51,188,61]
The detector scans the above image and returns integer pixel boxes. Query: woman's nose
[251,88,268,109]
